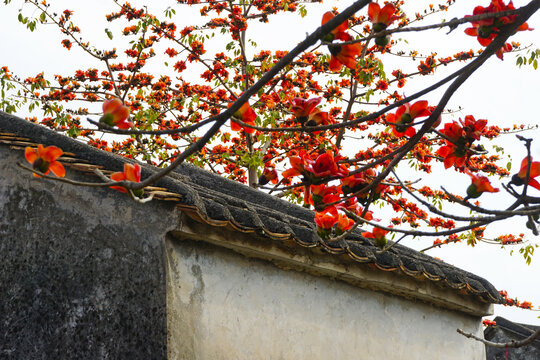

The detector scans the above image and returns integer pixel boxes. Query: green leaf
[299,5,307,18]
[105,28,113,40]
[67,127,81,138]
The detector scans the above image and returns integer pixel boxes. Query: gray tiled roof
[0,111,504,304]
[484,317,540,359]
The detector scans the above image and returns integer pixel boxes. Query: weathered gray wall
[0,148,179,359]
[166,236,487,360]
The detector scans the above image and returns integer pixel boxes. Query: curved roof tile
[0,111,504,305]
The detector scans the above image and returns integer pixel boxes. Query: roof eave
[174,213,494,317]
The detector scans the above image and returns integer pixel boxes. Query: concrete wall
[0,149,179,359]
[166,235,487,360]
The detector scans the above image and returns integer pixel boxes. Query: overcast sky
[1,0,540,325]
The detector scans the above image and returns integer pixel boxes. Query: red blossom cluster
[385,100,431,138]
[464,0,532,59]
[229,101,257,134]
[315,207,355,239]
[9,0,538,271]
[496,234,524,245]
[283,150,348,183]
[437,115,488,169]
[499,290,534,309]
[322,12,363,72]
[511,157,540,190]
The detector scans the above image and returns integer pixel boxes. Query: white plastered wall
[166,235,486,360]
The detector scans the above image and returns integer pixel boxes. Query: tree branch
[457,327,540,349]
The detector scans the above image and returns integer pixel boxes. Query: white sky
[1,0,540,325]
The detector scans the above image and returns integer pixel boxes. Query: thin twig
[18,163,117,188]
[378,233,408,253]
[338,9,523,45]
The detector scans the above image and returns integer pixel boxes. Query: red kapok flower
[436,122,469,169]
[310,183,337,202]
[230,102,257,134]
[321,11,362,71]
[386,100,431,137]
[495,42,514,60]
[314,208,339,238]
[290,97,322,123]
[341,168,387,204]
[511,157,540,190]
[518,301,532,309]
[341,172,370,194]
[315,211,338,230]
[328,42,363,72]
[465,170,499,199]
[368,2,398,31]
[335,213,355,235]
[310,184,341,211]
[437,145,468,169]
[289,97,329,127]
[321,11,351,42]
[460,115,487,141]
[464,1,532,60]
[440,121,466,142]
[358,210,374,222]
[305,150,349,179]
[282,152,309,179]
[100,98,132,129]
[306,108,330,128]
[25,145,65,177]
[306,151,338,178]
[110,163,143,196]
[342,197,375,221]
[362,226,390,248]
[376,80,388,91]
[258,167,278,185]
[61,39,72,50]
[465,8,497,47]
